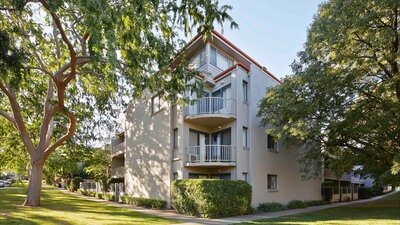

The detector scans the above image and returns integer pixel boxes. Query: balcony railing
[324,169,351,181]
[111,166,125,177]
[186,145,235,164]
[111,142,124,156]
[185,97,236,116]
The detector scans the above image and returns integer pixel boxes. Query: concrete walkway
[60,189,398,225]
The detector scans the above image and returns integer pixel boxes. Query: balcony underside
[184,114,236,127]
[184,161,236,168]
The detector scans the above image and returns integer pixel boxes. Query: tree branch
[44,108,76,160]
[0,80,36,153]
[0,109,18,128]
[37,78,58,150]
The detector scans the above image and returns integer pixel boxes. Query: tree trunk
[23,161,44,206]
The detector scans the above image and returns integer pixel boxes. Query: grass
[0,184,178,225]
[239,191,400,225]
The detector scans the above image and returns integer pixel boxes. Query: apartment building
[110,30,322,207]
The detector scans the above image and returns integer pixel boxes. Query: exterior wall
[248,64,322,205]
[124,93,172,206]
[122,35,324,208]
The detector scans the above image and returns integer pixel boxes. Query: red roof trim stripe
[214,63,250,81]
[211,30,282,84]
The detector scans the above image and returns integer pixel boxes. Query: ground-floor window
[267,174,278,190]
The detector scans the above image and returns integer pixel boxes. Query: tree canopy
[0,0,237,206]
[258,0,399,185]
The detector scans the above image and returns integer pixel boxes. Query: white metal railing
[111,166,125,177]
[324,169,351,181]
[185,97,236,116]
[186,145,235,163]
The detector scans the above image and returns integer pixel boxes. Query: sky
[209,0,324,79]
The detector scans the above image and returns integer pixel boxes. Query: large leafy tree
[258,0,399,184]
[0,0,237,206]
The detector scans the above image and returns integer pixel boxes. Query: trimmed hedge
[172,179,252,218]
[104,194,115,201]
[121,196,167,209]
[304,200,329,207]
[287,200,306,209]
[96,192,103,199]
[257,202,286,212]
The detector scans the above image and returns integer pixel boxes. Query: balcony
[184,97,236,127]
[111,166,125,178]
[111,142,124,157]
[324,169,351,181]
[185,145,236,167]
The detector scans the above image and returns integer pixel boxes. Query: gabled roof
[180,30,282,84]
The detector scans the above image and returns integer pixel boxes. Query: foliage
[257,202,286,212]
[304,200,329,207]
[70,177,83,192]
[258,0,400,184]
[0,186,177,224]
[121,196,167,209]
[172,179,252,218]
[358,187,373,199]
[238,192,400,225]
[286,200,306,209]
[95,192,103,199]
[0,0,237,206]
[103,193,115,201]
[84,147,110,181]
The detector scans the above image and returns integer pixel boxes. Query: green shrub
[257,202,286,212]
[77,189,87,195]
[358,187,373,199]
[287,200,306,209]
[71,177,83,192]
[121,196,130,204]
[304,200,329,207]
[172,179,252,218]
[96,192,103,199]
[104,194,115,201]
[120,196,167,209]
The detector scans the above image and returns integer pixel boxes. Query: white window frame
[173,128,178,149]
[210,46,233,71]
[242,127,248,149]
[267,174,278,191]
[151,94,162,114]
[267,134,278,152]
[188,47,206,69]
[242,172,249,183]
[242,80,248,102]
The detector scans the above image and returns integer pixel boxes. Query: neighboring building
[110,30,322,207]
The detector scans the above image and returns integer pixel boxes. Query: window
[242,127,248,148]
[242,172,249,183]
[242,80,248,102]
[151,94,162,114]
[173,128,178,149]
[173,172,179,180]
[267,174,278,190]
[210,46,233,70]
[267,134,278,151]
[189,47,206,69]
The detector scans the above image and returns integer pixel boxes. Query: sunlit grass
[0,185,177,225]
[239,192,400,225]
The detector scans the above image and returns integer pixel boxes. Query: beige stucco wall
[248,65,322,205]
[124,93,172,205]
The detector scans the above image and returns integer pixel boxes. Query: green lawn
[240,191,400,225]
[0,185,177,225]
